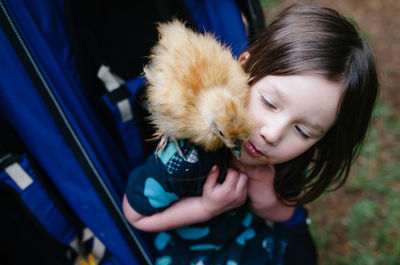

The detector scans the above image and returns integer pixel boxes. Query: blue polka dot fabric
[126,141,287,264]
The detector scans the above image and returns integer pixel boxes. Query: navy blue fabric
[0,0,303,264]
[126,141,221,216]
[0,153,78,245]
[125,142,288,264]
[283,207,306,228]
[102,77,147,169]
[184,0,248,57]
[0,1,151,264]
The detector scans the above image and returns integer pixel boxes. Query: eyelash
[295,125,310,139]
[261,96,277,110]
[260,95,310,140]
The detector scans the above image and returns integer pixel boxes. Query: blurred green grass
[309,99,400,264]
[259,0,279,8]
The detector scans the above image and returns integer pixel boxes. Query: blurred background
[260,0,400,264]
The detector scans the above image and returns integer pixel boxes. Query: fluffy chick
[144,20,253,157]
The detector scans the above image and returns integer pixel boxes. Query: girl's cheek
[276,151,299,163]
[276,143,311,163]
[248,107,266,130]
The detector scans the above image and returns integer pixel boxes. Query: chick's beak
[232,140,243,160]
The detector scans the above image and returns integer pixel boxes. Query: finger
[235,172,248,193]
[222,168,240,188]
[203,165,219,191]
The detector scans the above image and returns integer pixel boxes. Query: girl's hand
[245,164,295,222]
[200,166,248,217]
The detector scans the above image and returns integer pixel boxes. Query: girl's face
[240,74,343,166]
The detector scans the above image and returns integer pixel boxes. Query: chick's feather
[144,20,254,152]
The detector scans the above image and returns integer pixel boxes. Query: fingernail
[211,165,217,172]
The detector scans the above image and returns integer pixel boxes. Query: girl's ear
[238,51,250,66]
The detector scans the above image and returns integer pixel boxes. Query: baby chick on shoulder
[144,20,253,158]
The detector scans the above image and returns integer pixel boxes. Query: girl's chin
[238,150,271,166]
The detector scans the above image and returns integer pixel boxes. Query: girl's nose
[260,122,285,145]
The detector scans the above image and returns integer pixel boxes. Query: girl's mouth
[245,141,264,157]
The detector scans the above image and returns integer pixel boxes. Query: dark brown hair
[244,3,379,205]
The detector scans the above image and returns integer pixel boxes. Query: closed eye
[295,125,310,139]
[261,96,277,110]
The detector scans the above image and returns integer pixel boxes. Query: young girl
[123,3,378,265]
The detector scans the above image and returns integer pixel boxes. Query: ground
[260,0,400,264]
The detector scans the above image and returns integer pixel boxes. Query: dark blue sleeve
[125,154,180,216]
[125,141,223,216]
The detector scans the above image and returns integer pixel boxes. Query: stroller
[0,0,315,264]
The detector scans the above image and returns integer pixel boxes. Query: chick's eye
[295,125,310,139]
[261,96,277,110]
